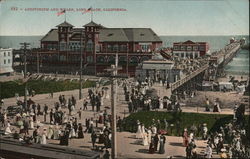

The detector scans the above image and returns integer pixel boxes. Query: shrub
[0,79,96,98]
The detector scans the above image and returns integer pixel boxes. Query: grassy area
[123,111,249,138]
[0,79,96,99]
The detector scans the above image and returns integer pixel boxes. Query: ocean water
[0,35,249,75]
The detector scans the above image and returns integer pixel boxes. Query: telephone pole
[36,49,39,74]
[79,30,83,99]
[20,42,30,110]
[105,54,121,159]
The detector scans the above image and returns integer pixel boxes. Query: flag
[57,9,66,16]
[82,7,92,14]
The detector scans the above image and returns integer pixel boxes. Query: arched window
[129,56,138,63]
[108,55,115,63]
[86,39,93,52]
[97,56,105,63]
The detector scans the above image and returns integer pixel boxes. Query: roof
[99,28,129,42]
[56,21,74,27]
[41,29,58,42]
[41,23,162,43]
[174,40,208,45]
[83,21,102,27]
[99,28,162,42]
[143,59,174,64]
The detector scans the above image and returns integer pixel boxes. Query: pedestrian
[159,134,166,154]
[78,123,84,138]
[78,108,82,119]
[153,133,159,152]
[91,131,97,148]
[83,99,88,110]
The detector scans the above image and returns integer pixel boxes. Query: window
[8,59,10,63]
[193,46,198,51]
[59,42,67,51]
[120,45,127,52]
[174,46,179,50]
[199,46,205,51]
[86,40,93,52]
[87,56,93,63]
[4,59,6,64]
[107,44,112,52]
[8,52,10,56]
[113,44,118,52]
[187,46,192,51]
[181,46,186,51]
[4,52,6,57]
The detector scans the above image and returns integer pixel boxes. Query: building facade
[0,48,13,75]
[172,40,209,59]
[28,21,162,76]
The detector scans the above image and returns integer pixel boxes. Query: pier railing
[171,64,209,91]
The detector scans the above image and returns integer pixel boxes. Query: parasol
[158,129,167,135]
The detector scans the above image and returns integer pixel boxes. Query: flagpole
[91,8,93,21]
[65,11,66,21]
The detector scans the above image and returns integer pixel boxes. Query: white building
[0,48,14,75]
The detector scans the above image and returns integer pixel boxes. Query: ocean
[0,35,249,75]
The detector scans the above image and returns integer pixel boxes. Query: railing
[171,64,209,91]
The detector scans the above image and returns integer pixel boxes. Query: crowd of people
[0,85,117,159]
[0,77,248,159]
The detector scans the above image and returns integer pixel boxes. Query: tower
[56,21,74,51]
[83,21,102,74]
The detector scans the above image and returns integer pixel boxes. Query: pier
[154,39,245,98]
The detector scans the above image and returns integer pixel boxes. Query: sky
[0,0,249,36]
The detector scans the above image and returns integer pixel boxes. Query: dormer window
[108,33,113,37]
[140,33,145,36]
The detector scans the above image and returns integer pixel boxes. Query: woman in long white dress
[53,124,60,140]
[141,124,145,134]
[41,129,47,144]
[47,126,54,139]
[30,116,34,129]
[142,132,149,146]
[5,121,12,134]
[136,121,142,139]
[159,98,164,109]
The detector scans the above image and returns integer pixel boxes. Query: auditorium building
[27,20,162,76]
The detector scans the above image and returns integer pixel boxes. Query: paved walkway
[1,82,238,158]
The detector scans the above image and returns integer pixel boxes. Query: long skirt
[149,143,155,154]
[159,142,165,154]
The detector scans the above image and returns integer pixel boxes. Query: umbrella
[158,129,167,135]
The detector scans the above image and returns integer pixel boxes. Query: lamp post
[79,30,83,99]
[20,42,30,110]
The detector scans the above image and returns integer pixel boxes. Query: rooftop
[56,21,74,27]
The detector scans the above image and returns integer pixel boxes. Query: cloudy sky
[0,0,249,36]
